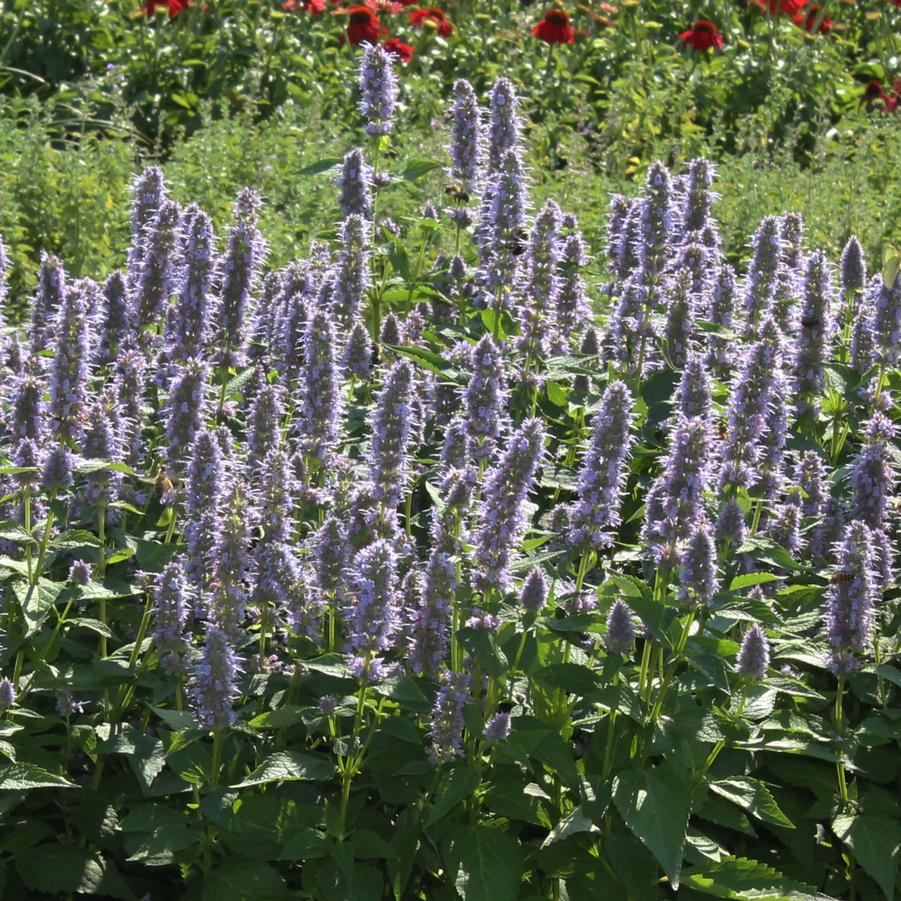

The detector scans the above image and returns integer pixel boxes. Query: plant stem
[834,676,849,807]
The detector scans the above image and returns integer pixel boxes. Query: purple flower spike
[360,43,397,137]
[567,380,634,550]
[736,624,770,679]
[152,559,188,675]
[428,669,470,764]
[368,360,416,512]
[519,568,548,614]
[300,308,343,463]
[344,538,400,675]
[825,520,877,675]
[449,78,482,193]
[49,280,92,444]
[605,600,635,654]
[165,360,208,478]
[474,417,545,593]
[483,710,512,743]
[677,521,718,606]
[464,335,507,463]
[487,77,521,175]
[216,190,265,372]
[189,624,242,730]
[338,149,373,221]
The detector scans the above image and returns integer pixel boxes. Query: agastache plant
[165,360,208,479]
[216,189,265,372]
[344,538,400,679]
[30,253,66,354]
[338,149,373,221]
[448,78,482,194]
[486,77,521,175]
[133,200,181,343]
[49,279,91,444]
[464,335,507,463]
[152,560,189,675]
[473,417,545,593]
[189,624,242,730]
[567,381,634,550]
[368,360,416,514]
[359,43,396,137]
[300,308,343,463]
[825,520,877,675]
[794,250,836,417]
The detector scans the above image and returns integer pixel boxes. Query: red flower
[679,19,724,51]
[346,6,384,44]
[142,0,188,16]
[282,0,325,11]
[531,9,575,44]
[753,0,807,16]
[366,0,406,12]
[382,36,414,62]
[409,7,453,37]
[793,4,831,33]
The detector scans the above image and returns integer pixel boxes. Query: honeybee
[830,570,855,584]
[444,183,471,204]
[154,469,175,501]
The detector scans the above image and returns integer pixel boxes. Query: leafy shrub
[0,60,900,899]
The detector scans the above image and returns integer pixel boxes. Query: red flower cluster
[281,0,325,12]
[331,3,452,64]
[793,3,831,34]
[409,6,453,37]
[862,78,900,114]
[753,0,806,15]
[679,19,724,52]
[532,9,576,44]
[142,0,188,17]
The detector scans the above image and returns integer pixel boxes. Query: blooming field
[0,41,899,899]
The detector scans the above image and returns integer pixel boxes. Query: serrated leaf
[681,855,819,900]
[833,812,901,900]
[446,825,524,901]
[202,861,288,901]
[425,765,480,827]
[231,751,334,788]
[728,572,783,592]
[710,777,794,829]
[613,767,692,888]
[0,762,76,790]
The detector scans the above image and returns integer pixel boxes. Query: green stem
[834,676,849,807]
[648,608,698,725]
[210,729,224,789]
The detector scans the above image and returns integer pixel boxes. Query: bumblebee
[496,699,515,714]
[801,317,820,328]
[444,183,471,204]
[830,570,855,584]
[154,469,175,501]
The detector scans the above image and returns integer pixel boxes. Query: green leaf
[710,778,794,829]
[546,380,569,407]
[425,765,480,827]
[0,762,76,790]
[231,751,334,788]
[833,812,901,900]
[202,861,289,901]
[681,855,819,900]
[401,159,441,181]
[15,845,124,896]
[728,572,783,592]
[298,157,341,175]
[613,767,692,889]
[14,579,67,636]
[446,825,524,901]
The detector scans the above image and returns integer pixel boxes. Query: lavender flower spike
[184,429,225,589]
[605,600,636,654]
[825,520,878,675]
[338,149,373,221]
[428,669,470,764]
[133,200,181,342]
[300,308,343,462]
[152,559,189,675]
[360,43,396,137]
[487,77,521,174]
[840,236,866,301]
[449,78,482,193]
[189,625,242,730]
[49,280,92,444]
[474,417,546,593]
[567,380,635,550]
[736,624,770,680]
[216,189,265,372]
[209,483,252,642]
[483,710,512,743]
[677,521,719,607]
[171,204,215,362]
[344,538,400,678]
[165,360,208,479]
[794,250,836,415]
[519,568,548,615]
[464,335,507,462]
[368,360,416,512]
